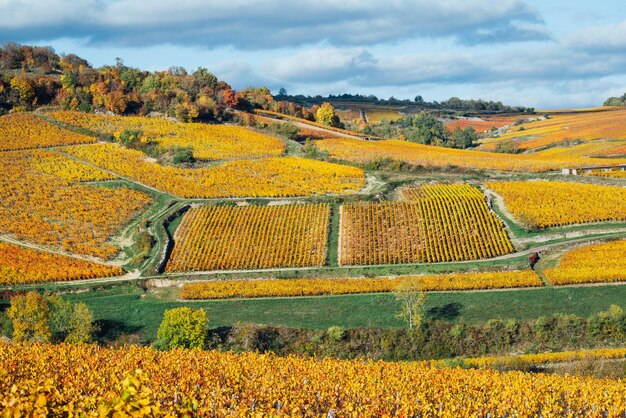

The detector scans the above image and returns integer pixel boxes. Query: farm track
[8,228,620,291]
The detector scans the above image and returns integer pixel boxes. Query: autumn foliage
[179,270,541,299]
[0,150,151,258]
[487,180,626,228]
[340,184,513,265]
[167,204,330,271]
[544,239,626,285]
[51,110,286,161]
[2,342,626,416]
[66,143,364,198]
[0,113,95,151]
[315,137,626,172]
[0,242,121,285]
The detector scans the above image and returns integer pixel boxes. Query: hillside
[2,43,626,414]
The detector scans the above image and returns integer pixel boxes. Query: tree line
[275,90,535,114]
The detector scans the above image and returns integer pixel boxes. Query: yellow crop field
[0,112,95,151]
[50,110,286,160]
[180,270,541,299]
[544,240,626,285]
[30,149,114,182]
[255,109,373,138]
[487,181,626,228]
[447,347,626,369]
[584,168,626,179]
[0,150,151,258]
[480,108,626,151]
[534,140,626,158]
[166,203,330,271]
[364,108,403,124]
[0,242,121,285]
[3,342,626,416]
[314,137,626,172]
[65,143,364,198]
[340,184,513,265]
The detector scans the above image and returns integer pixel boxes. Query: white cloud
[567,19,626,52]
[0,0,548,49]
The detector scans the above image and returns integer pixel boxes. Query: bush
[172,147,195,164]
[117,129,143,147]
[155,307,208,350]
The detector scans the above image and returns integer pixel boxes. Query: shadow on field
[94,319,143,343]
[427,302,463,321]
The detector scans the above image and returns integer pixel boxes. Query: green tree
[7,293,95,343]
[394,279,426,330]
[451,126,478,149]
[172,147,195,164]
[156,307,208,349]
[8,292,51,342]
[66,302,96,344]
[315,102,341,127]
[404,112,449,146]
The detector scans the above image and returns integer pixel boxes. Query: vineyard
[0,150,152,258]
[3,342,626,416]
[340,184,513,265]
[65,143,365,198]
[584,169,626,179]
[314,137,626,172]
[0,112,95,151]
[444,115,518,132]
[166,203,330,271]
[448,347,626,369]
[50,111,286,160]
[30,149,115,182]
[180,270,541,299]
[534,140,626,158]
[254,109,373,138]
[0,242,121,285]
[487,180,626,228]
[480,108,626,152]
[544,240,626,285]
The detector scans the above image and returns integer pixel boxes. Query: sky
[2,0,626,108]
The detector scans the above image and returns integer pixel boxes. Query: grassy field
[9,283,622,344]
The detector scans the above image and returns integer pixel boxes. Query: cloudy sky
[2,0,626,108]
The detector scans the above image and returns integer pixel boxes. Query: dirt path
[256,112,366,141]
[53,147,173,197]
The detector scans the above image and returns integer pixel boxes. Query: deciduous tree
[156,307,208,349]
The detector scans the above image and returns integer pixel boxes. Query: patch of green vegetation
[26,282,626,344]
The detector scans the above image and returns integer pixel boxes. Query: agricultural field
[336,107,403,125]
[0,112,95,151]
[3,342,626,416]
[451,347,626,369]
[180,270,541,299]
[340,184,513,265]
[0,149,152,258]
[166,203,330,271]
[533,140,626,158]
[486,181,626,229]
[584,168,626,179]
[544,239,626,285]
[50,111,286,160]
[0,242,121,285]
[65,143,365,198]
[480,108,626,152]
[29,149,115,182]
[445,116,519,133]
[314,137,626,172]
